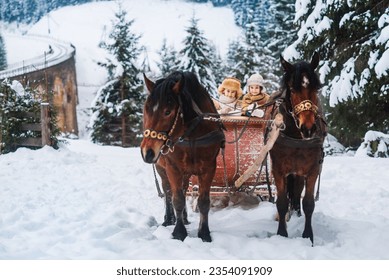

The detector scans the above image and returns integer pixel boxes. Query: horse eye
[165,110,171,116]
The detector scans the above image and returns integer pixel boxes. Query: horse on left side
[141,71,225,242]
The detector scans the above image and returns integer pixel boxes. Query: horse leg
[287,175,304,217]
[182,176,190,225]
[167,169,188,241]
[302,174,318,244]
[171,188,187,241]
[197,171,214,242]
[156,165,176,226]
[275,174,288,238]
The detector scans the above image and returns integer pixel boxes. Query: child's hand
[251,109,265,118]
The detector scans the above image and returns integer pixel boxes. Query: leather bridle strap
[292,100,318,117]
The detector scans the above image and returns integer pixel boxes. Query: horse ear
[280,55,294,72]
[311,52,320,70]
[172,79,182,95]
[143,73,154,94]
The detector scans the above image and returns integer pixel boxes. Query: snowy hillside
[2,0,241,138]
[4,0,241,86]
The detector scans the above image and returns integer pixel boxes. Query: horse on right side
[269,52,327,244]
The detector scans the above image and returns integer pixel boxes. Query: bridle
[143,106,182,155]
[292,99,318,118]
[288,88,320,128]
[143,93,225,158]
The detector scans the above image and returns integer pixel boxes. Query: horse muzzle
[140,140,163,164]
[141,148,159,164]
[300,122,317,139]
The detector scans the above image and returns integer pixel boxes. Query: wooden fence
[0,103,51,154]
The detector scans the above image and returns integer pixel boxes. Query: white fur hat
[247,74,267,93]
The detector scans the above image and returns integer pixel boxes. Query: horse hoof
[172,233,187,241]
[277,228,288,238]
[198,232,212,242]
[172,223,187,241]
[162,218,176,227]
[172,228,187,241]
[302,231,314,245]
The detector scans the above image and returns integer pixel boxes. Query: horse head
[141,72,184,164]
[280,52,321,139]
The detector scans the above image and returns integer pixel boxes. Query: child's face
[249,85,262,96]
[223,88,237,98]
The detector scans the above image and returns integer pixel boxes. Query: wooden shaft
[234,114,284,188]
[41,103,51,146]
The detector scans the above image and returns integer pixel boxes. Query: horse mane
[152,71,216,123]
[281,61,321,93]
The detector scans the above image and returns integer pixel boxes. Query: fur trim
[218,77,243,98]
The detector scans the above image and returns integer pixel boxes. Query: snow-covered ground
[1,2,389,276]
[0,139,389,260]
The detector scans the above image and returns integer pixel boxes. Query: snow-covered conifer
[178,15,217,96]
[0,33,6,70]
[157,38,179,77]
[287,0,389,147]
[90,4,145,147]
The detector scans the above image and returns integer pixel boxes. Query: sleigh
[187,108,280,207]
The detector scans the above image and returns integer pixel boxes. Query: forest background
[0,0,388,151]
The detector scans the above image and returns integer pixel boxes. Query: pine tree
[289,0,389,147]
[91,4,145,147]
[231,0,246,26]
[157,38,179,77]
[227,0,298,92]
[225,15,262,85]
[178,15,217,95]
[256,0,297,91]
[0,32,7,70]
[0,0,94,24]
[210,0,231,6]
[209,43,226,88]
[225,39,244,79]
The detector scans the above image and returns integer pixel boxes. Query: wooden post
[0,110,2,155]
[41,103,51,146]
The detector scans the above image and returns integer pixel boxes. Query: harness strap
[221,146,230,194]
[226,107,255,144]
[152,164,164,198]
[177,116,203,142]
[276,132,324,148]
[176,130,225,147]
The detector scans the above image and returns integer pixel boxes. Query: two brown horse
[141,71,225,242]
[269,52,326,244]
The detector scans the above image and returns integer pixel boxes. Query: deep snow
[0,139,389,260]
[1,0,389,264]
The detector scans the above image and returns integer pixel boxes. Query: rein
[143,96,226,155]
[145,95,227,198]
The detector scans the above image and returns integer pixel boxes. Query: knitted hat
[217,77,243,98]
[247,74,267,93]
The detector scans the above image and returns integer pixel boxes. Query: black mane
[150,71,216,123]
[281,61,321,93]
